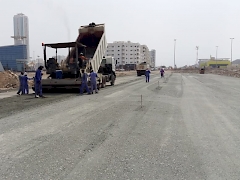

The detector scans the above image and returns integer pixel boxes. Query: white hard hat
[24,72,27,76]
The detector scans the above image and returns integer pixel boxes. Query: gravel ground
[1,72,240,179]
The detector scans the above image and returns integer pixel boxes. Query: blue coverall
[23,75,32,94]
[17,74,24,95]
[35,69,42,97]
[90,72,98,94]
[160,69,164,78]
[145,70,151,82]
[80,72,90,94]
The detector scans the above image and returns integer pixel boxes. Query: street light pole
[37,55,40,67]
[174,39,176,69]
[215,46,218,68]
[196,46,199,67]
[230,38,234,65]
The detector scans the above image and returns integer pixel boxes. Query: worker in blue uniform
[145,68,151,83]
[35,66,44,98]
[23,72,33,94]
[89,70,98,94]
[17,72,24,95]
[80,69,91,95]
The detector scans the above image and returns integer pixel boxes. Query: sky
[0,0,240,67]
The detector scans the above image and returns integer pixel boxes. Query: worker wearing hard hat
[89,70,98,94]
[80,69,91,95]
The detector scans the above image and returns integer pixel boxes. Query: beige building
[105,41,152,67]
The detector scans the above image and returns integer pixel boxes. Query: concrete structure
[105,41,151,68]
[150,49,156,67]
[0,45,27,71]
[11,13,29,60]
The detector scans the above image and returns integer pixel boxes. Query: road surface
[0,73,240,179]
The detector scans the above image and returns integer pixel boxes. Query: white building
[11,13,30,60]
[140,45,151,65]
[105,41,152,68]
[150,49,156,67]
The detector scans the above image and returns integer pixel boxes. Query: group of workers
[16,72,32,95]
[17,65,99,97]
[17,65,44,98]
[80,69,99,95]
[144,68,165,82]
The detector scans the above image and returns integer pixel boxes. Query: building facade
[199,57,231,68]
[150,49,156,67]
[0,45,27,71]
[12,13,29,60]
[105,41,152,69]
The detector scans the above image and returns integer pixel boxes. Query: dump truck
[33,23,116,91]
[136,62,150,76]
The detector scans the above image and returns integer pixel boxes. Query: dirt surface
[0,70,19,89]
[173,68,240,78]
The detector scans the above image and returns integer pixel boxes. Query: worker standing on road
[23,72,33,94]
[145,68,151,83]
[89,70,98,94]
[80,69,91,95]
[35,66,44,98]
[160,68,165,78]
[17,72,24,95]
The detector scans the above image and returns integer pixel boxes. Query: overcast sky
[0,0,240,67]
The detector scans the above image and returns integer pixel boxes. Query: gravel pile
[0,70,19,89]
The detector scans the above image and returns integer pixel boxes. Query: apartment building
[106,41,151,68]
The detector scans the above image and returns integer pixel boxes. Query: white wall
[106,41,150,66]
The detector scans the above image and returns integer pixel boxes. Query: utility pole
[230,38,234,65]
[196,46,199,67]
[37,55,40,67]
[215,46,218,68]
[174,39,176,69]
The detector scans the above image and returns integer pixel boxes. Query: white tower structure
[11,13,29,60]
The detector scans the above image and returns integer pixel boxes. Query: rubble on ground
[173,68,240,78]
[0,70,19,89]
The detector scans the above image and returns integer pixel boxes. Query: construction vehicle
[33,23,116,91]
[199,68,205,74]
[98,56,116,87]
[136,62,150,76]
